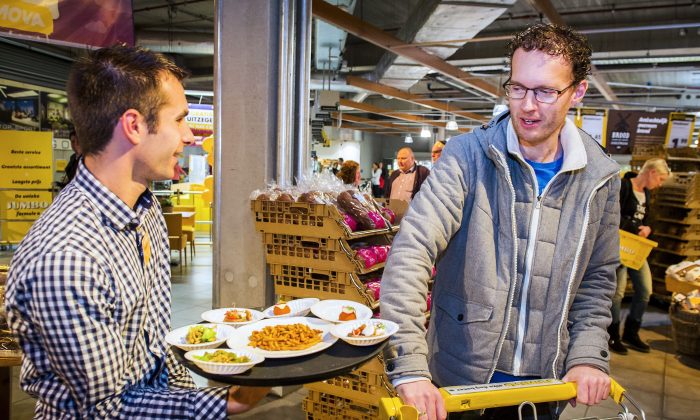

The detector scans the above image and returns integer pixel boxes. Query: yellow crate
[305,356,394,406]
[620,230,658,270]
[303,389,379,420]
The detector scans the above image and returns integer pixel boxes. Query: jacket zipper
[486,146,518,383]
[551,172,618,380]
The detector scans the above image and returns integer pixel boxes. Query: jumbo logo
[0,0,54,35]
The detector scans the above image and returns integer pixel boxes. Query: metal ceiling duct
[136,31,214,55]
[371,0,516,92]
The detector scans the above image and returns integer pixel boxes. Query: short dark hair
[506,23,592,83]
[67,45,188,156]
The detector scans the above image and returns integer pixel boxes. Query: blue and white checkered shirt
[6,163,228,418]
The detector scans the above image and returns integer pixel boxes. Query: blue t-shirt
[490,371,540,383]
[525,156,564,196]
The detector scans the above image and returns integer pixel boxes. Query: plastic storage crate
[270,264,377,308]
[303,389,380,420]
[305,356,394,405]
[251,199,396,239]
[262,232,388,273]
[619,229,658,270]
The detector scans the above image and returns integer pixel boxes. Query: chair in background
[173,205,196,258]
[163,212,187,272]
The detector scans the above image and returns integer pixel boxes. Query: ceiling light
[7,90,37,98]
[420,127,431,138]
[404,134,413,143]
[446,116,458,131]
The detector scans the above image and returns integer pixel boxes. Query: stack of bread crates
[649,148,700,298]
[250,197,398,419]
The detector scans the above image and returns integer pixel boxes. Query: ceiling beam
[528,0,621,109]
[339,99,470,133]
[346,75,489,123]
[311,0,498,98]
[332,112,421,134]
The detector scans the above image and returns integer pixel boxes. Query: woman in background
[337,160,361,186]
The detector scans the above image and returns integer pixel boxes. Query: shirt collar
[74,161,154,231]
[506,117,587,172]
[401,163,417,174]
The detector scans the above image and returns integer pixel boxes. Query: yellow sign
[0,130,53,189]
[0,190,52,220]
[578,108,608,147]
[0,0,54,35]
[665,112,696,148]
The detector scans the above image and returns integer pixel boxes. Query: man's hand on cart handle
[396,380,447,420]
[562,365,611,407]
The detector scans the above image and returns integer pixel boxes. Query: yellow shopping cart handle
[379,378,626,420]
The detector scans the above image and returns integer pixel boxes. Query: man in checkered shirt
[5,45,268,418]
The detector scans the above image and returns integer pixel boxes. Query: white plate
[165,323,235,351]
[185,347,264,375]
[201,308,265,327]
[226,316,337,358]
[331,319,399,346]
[310,299,373,323]
[262,298,319,318]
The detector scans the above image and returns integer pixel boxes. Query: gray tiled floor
[4,242,700,419]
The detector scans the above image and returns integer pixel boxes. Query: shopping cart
[379,378,645,420]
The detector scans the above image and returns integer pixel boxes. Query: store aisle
[3,243,700,419]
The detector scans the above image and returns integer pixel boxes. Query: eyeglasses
[503,81,578,104]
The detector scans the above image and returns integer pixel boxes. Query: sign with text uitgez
[665,113,696,148]
[0,130,53,189]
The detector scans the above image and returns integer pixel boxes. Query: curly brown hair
[506,23,592,83]
[337,160,360,185]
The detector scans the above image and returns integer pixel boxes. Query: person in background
[609,158,670,354]
[172,161,186,183]
[380,24,619,420]
[385,147,430,202]
[331,161,339,175]
[337,159,361,186]
[5,45,268,418]
[431,140,446,164]
[62,129,81,184]
[371,162,383,197]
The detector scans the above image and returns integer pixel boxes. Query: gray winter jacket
[380,112,620,387]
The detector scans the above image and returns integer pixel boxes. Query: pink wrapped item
[366,279,381,301]
[431,266,437,278]
[341,212,358,231]
[372,245,389,263]
[381,207,396,224]
[426,293,432,311]
[367,211,386,229]
[356,247,378,269]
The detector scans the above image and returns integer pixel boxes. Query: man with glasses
[380,24,620,420]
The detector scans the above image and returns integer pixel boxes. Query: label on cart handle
[443,379,565,396]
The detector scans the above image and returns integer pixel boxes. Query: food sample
[224,309,252,323]
[273,303,291,316]
[349,322,387,338]
[338,306,357,321]
[193,350,251,363]
[186,325,217,344]
[248,323,322,351]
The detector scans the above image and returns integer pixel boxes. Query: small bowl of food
[184,348,264,375]
[262,298,319,318]
[201,308,265,327]
[165,323,235,351]
[331,319,399,346]
[310,299,373,323]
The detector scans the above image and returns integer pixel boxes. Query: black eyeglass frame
[502,80,579,104]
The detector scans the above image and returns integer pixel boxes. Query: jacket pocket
[436,292,493,324]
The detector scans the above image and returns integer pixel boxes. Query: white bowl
[201,307,265,327]
[262,298,319,318]
[310,299,373,323]
[185,348,264,375]
[331,319,399,346]
[165,323,235,351]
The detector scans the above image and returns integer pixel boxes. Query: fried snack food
[224,309,252,323]
[248,323,322,351]
[186,325,216,344]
